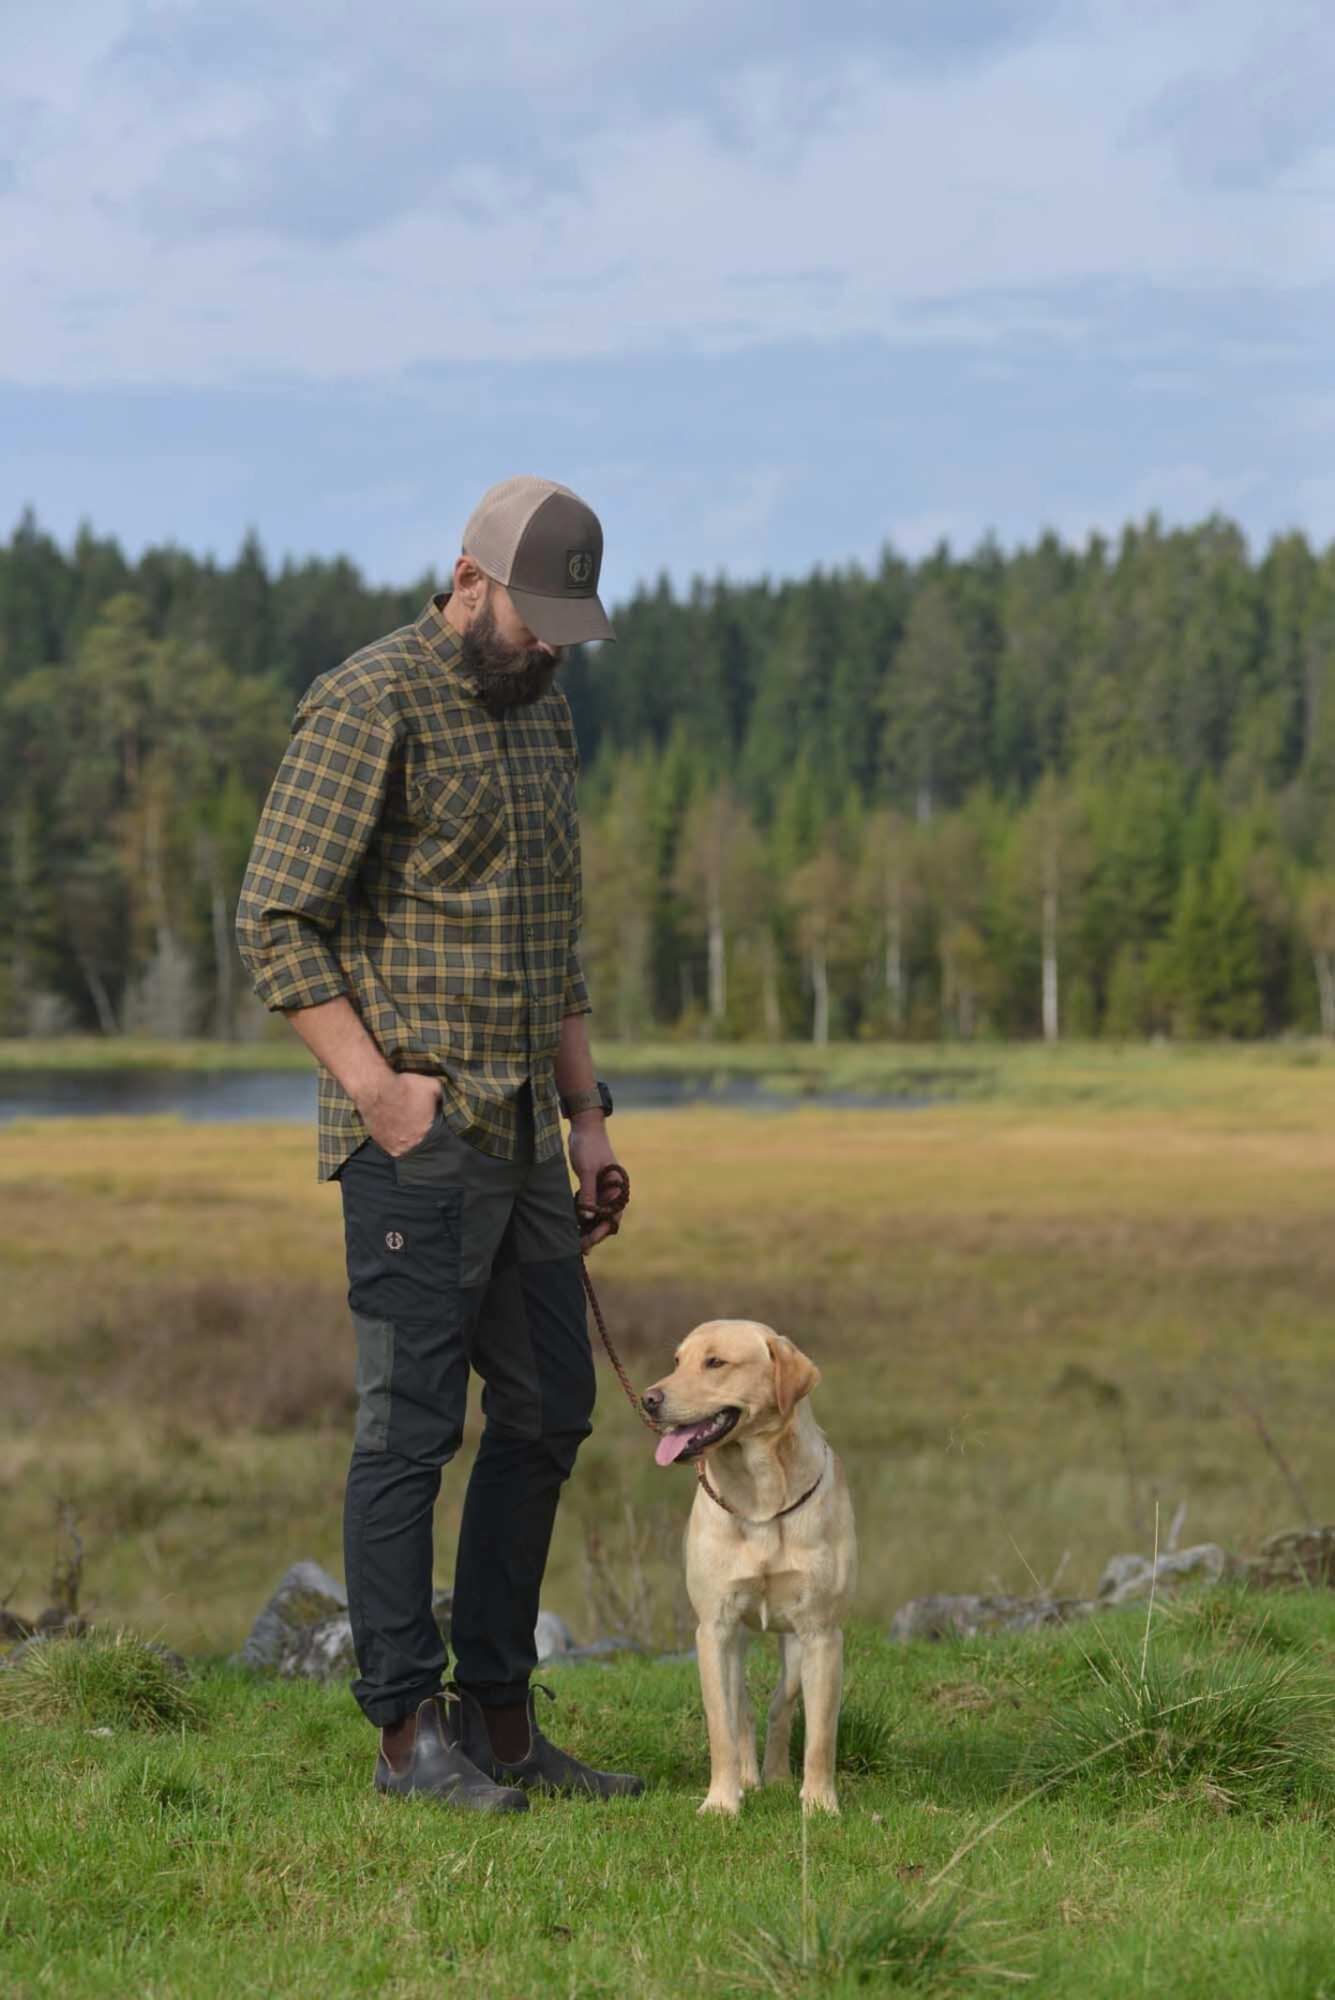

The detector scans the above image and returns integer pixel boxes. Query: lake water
[0,1068,929,1126]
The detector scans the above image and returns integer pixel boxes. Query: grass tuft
[735,1888,996,1995]
[791,1694,899,1777]
[1019,1626,1335,1813]
[0,1630,200,1733]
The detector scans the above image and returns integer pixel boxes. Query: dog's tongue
[654,1423,709,1468]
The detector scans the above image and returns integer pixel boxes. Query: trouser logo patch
[385,1230,406,1252]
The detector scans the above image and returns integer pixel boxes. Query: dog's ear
[766,1333,821,1419]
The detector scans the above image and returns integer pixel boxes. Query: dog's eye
[703,1356,727,1370]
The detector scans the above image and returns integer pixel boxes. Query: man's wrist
[560,1080,613,1120]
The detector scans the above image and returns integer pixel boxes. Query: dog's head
[641,1320,821,1467]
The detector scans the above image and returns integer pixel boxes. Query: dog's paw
[698,1791,743,1817]
[800,1787,840,1816]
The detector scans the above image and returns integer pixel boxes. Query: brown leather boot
[374,1692,528,1812]
[452,1683,645,1799]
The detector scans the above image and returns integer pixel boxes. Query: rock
[534,1610,575,1662]
[278,1613,358,1683]
[1244,1525,1335,1591]
[0,1610,33,1649]
[236,1560,581,1684]
[893,1540,1248,1644]
[890,1594,1094,1643]
[1098,1544,1233,1606]
[562,1635,648,1662]
[233,1561,350,1673]
[1097,1554,1152,1602]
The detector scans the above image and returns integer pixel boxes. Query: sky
[2,0,1333,600]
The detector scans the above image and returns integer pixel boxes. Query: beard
[458,600,563,713]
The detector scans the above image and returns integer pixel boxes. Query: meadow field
[3,1044,1335,1994]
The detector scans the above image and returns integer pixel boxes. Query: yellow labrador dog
[643,1320,856,1816]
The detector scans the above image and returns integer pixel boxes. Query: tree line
[2,508,1334,1043]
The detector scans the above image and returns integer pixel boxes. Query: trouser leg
[452,1157,593,1704]
[339,1137,473,1727]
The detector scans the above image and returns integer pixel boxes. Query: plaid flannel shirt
[236,597,590,1180]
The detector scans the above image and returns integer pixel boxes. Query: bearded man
[236,478,642,1812]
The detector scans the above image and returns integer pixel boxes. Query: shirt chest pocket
[409,767,508,892]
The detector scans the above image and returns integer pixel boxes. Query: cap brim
[508,583,615,647]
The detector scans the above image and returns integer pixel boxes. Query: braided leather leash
[573,1164,659,1437]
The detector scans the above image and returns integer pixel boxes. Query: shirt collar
[415,594,468,682]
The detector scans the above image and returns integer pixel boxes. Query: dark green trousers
[338,1099,593,1726]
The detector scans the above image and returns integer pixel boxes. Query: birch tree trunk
[707,883,727,1024]
[761,930,782,1041]
[1041,846,1060,1044]
[885,876,904,1034]
[1315,949,1335,1041]
[197,831,236,1041]
[73,949,119,1037]
[810,945,830,1047]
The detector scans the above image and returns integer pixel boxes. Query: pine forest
[3,509,1335,1045]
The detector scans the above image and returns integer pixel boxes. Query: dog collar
[696,1446,830,1526]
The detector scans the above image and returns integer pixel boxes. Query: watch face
[598,1080,614,1118]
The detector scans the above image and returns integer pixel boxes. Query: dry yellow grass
[2,1082,1334,1656]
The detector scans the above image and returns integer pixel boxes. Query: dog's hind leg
[798,1629,843,1815]
[761,1632,803,1784]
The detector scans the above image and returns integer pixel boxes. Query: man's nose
[641,1386,665,1419]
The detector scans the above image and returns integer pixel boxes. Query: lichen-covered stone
[1244,1525,1335,1590]
[1097,1544,1234,1606]
[890,1593,1094,1643]
[233,1561,350,1673]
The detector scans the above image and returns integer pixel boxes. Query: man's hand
[568,1115,625,1251]
[358,1071,442,1157]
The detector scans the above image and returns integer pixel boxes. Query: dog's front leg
[762,1632,803,1784]
[696,1618,746,1815]
[798,1629,843,1815]
[729,1634,760,1791]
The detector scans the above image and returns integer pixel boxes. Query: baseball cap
[463,476,615,647]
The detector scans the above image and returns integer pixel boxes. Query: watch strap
[561,1081,611,1119]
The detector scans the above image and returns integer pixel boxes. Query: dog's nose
[641,1386,664,1418]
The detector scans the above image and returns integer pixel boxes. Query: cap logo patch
[566,550,595,589]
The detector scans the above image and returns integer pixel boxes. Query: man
[237,477,642,1813]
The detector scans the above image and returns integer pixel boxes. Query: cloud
[2,0,1329,394]
[2,0,1332,588]
[1133,0,1335,190]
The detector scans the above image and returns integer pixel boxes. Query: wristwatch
[560,1080,613,1120]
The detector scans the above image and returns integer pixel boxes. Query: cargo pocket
[352,1314,395,1452]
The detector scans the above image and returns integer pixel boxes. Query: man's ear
[452,554,488,606]
[766,1333,821,1420]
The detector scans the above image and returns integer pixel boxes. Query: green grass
[4,1599,1335,1997]
[5,1059,1335,1991]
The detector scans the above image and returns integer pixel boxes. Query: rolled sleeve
[236,696,399,1013]
[563,948,592,1019]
